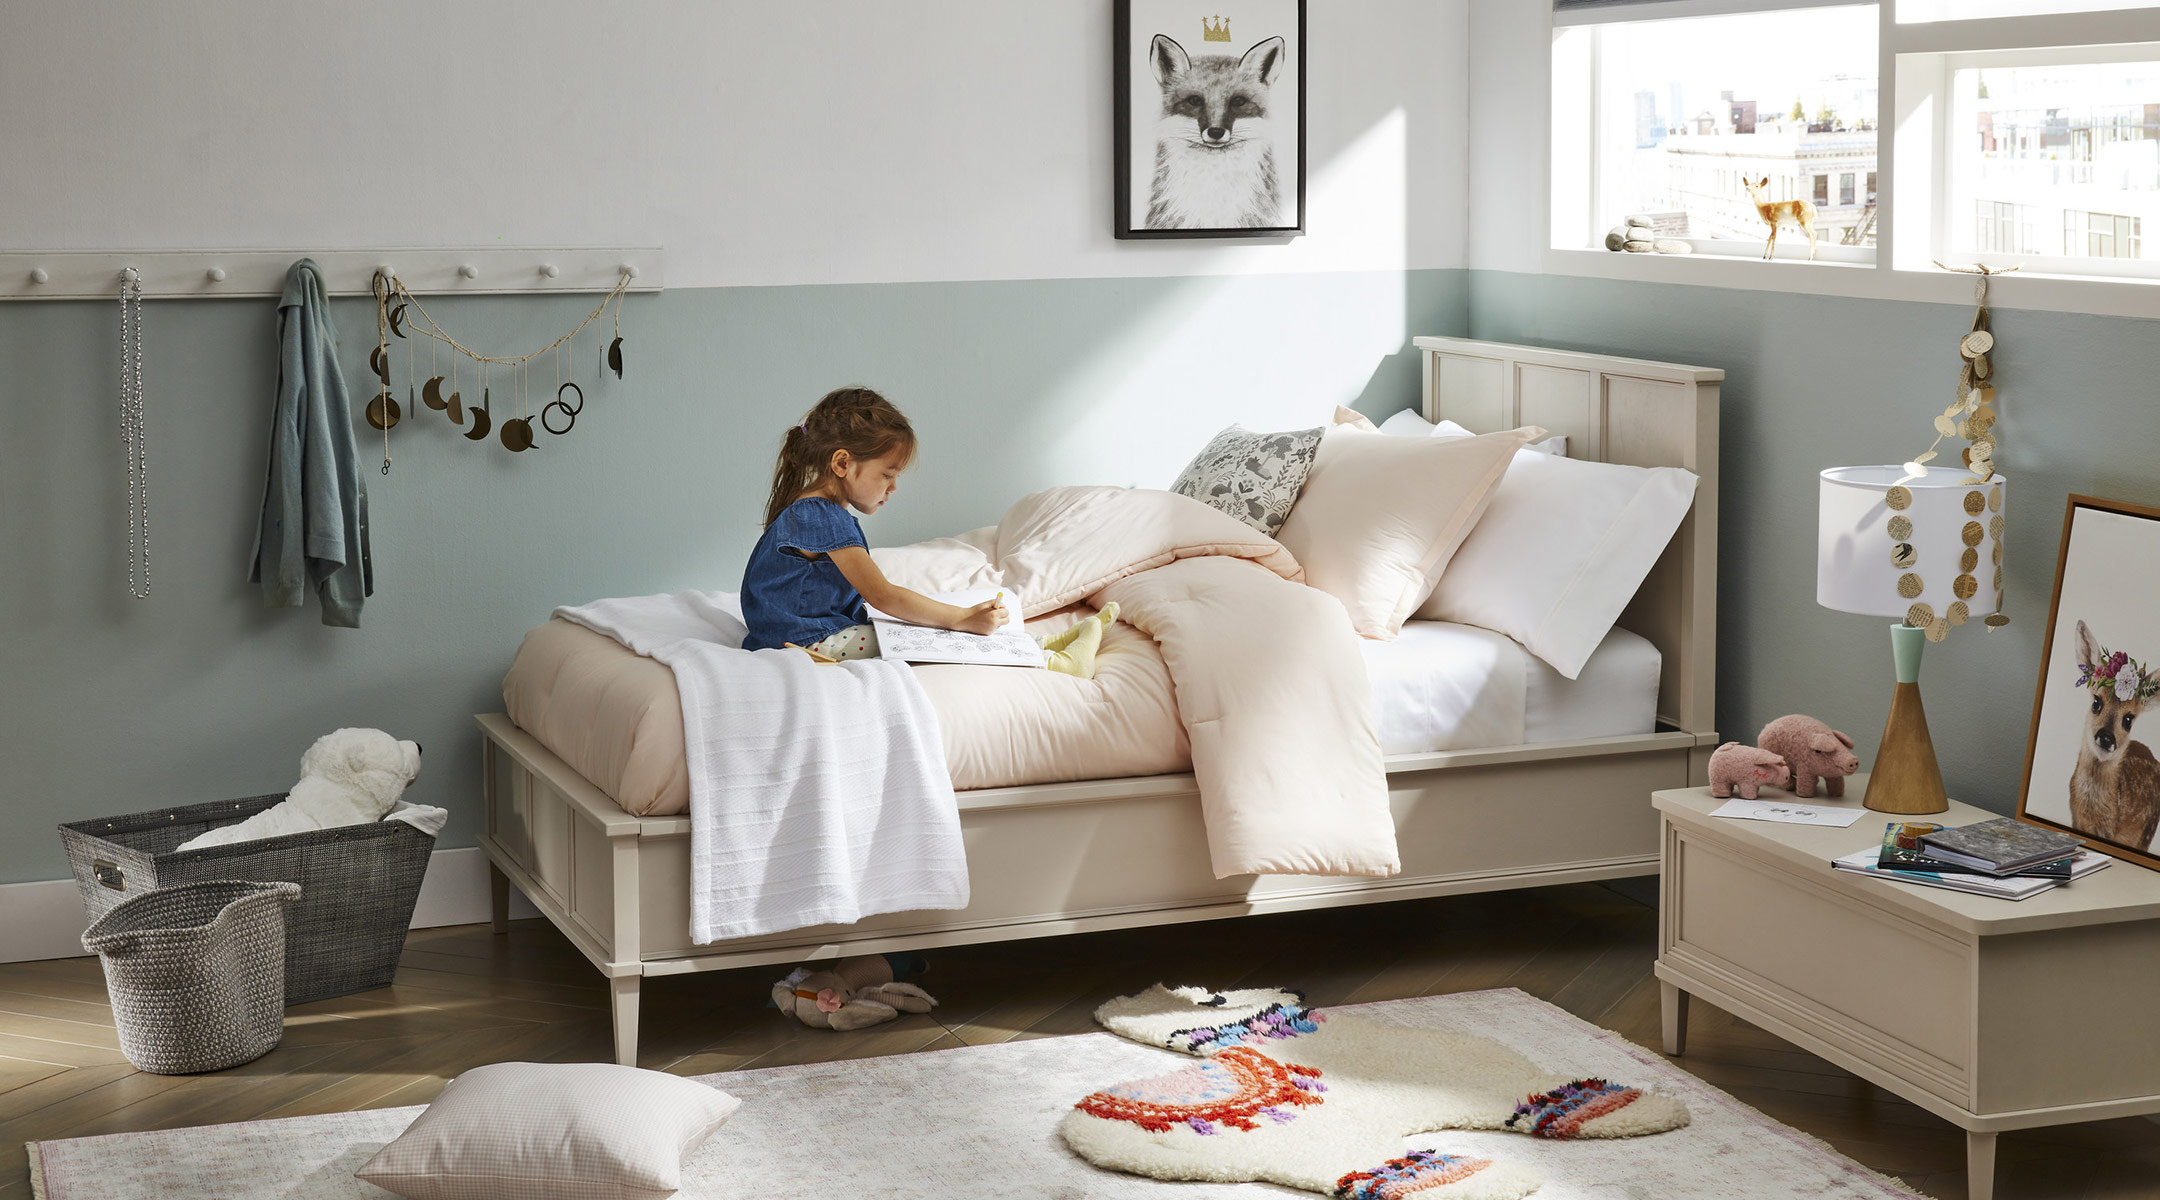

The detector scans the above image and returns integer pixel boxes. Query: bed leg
[610,974,642,1067]
[489,862,511,935]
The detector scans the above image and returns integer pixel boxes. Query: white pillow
[1377,408,1436,436]
[1274,419,1545,640]
[1415,445,1697,679]
[355,1062,741,1200]
[1429,417,1567,457]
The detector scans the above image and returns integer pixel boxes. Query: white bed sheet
[1361,621,1661,756]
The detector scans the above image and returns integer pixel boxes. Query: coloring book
[867,589,1046,668]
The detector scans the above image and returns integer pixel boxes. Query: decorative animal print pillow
[1171,424,1325,536]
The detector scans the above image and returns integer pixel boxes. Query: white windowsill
[1538,245,2160,320]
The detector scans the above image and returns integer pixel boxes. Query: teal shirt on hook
[248,258,373,627]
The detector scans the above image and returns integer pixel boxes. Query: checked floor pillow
[1060,986,1690,1199]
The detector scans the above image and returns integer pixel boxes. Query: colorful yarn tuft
[1076,1047,1326,1135]
[1334,1150,1492,1198]
[1505,1077,1643,1139]
[1173,1001,1327,1055]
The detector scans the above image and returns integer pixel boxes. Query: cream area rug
[30,988,1920,1200]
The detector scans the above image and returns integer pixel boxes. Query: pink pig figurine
[1708,742,1790,799]
[1757,714,1862,799]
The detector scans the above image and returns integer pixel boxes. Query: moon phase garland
[368,268,632,460]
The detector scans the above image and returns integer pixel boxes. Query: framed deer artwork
[2016,494,2160,870]
[1114,1,1306,239]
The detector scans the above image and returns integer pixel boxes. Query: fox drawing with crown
[1145,19,1287,229]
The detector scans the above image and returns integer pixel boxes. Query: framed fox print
[2015,494,2160,869]
[1115,0,1305,239]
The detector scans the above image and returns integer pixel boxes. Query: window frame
[1543,1,2160,316]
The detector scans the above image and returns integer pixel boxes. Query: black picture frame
[1114,0,1306,239]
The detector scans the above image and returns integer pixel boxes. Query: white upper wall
[0,1,1467,289]
[1466,0,1549,275]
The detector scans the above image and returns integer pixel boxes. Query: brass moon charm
[422,375,448,411]
[607,336,624,380]
[500,417,535,452]
[464,390,492,441]
[446,390,465,426]
[365,391,401,430]
[370,344,391,385]
[389,303,408,338]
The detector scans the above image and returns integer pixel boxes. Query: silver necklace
[119,268,149,599]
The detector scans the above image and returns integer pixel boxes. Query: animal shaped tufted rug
[26,989,1923,1200]
[1064,985,1691,1198]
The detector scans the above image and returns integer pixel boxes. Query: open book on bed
[866,588,1046,668]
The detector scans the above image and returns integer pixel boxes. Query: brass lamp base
[1865,624,1949,815]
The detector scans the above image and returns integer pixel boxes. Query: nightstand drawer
[1665,826,1971,1104]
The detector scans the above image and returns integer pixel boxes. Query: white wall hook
[205,267,226,282]
[28,267,48,284]
[540,263,560,278]
[458,264,479,279]
[619,264,639,279]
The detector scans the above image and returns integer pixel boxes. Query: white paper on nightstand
[1710,798,1867,827]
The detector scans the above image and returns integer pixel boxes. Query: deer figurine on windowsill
[1743,176,1819,260]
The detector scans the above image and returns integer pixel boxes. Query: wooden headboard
[1413,336,1721,738]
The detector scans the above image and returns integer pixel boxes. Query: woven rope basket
[82,880,302,1074]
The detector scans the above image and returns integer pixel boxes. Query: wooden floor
[4,879,2157,1198]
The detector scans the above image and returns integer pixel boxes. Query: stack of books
[1833,818,2108,900]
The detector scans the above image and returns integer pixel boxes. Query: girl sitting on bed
[742,387,1006,660]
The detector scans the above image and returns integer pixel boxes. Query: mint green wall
[0,269,1466,884]
[1469,270,2160,815]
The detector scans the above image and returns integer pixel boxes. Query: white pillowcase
[355,1061,741,1200]
[1414,437,1697,679]
[1378,408,1568,456]
[1275,416,1545,640]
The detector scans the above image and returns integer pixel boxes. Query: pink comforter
[505,487,1399,879]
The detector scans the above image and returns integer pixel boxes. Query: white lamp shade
[1819,466,2006,618]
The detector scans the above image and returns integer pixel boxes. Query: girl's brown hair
[763,386,918,526]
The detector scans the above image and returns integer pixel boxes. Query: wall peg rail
[0,248,664,301]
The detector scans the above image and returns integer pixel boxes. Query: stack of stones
[1603,215,1692,255]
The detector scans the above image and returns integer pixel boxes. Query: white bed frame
[477,337,1724,1065]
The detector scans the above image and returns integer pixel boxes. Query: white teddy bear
[175,728,423,852]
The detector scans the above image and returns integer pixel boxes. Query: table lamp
[1817,466,2007,814]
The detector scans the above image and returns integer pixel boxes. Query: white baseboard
[0,846,540,965]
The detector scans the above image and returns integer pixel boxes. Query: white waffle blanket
[555,592,968,944]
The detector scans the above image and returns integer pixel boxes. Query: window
[1555,0,2160,286]
[1977,200,2043,253]
[1945,60,2160,269]
[2066,210,2143,257]
[1553,3,1879,258]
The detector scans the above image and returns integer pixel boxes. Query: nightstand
[1654,777,2160,1200]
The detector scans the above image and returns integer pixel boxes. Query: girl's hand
[955,598,1006,636]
